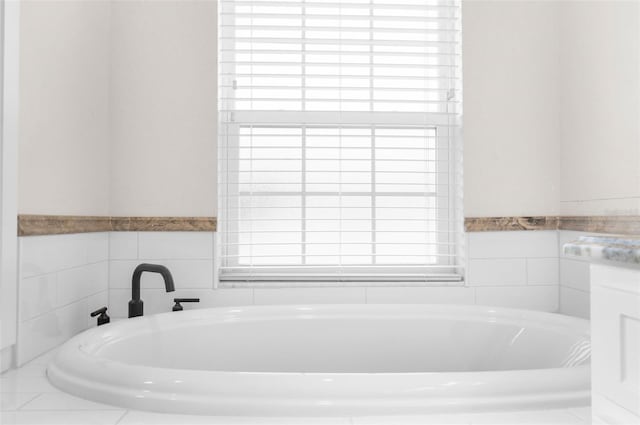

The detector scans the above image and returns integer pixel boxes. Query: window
[218,0,463,282]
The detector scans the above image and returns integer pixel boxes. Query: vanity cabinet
[591,264,640,424]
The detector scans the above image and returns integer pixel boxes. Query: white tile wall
[57,262,108,306]
[466,231,559,312]
[17,301,87,366]
[558,230,593,319]
[253,287,367,305]
[137,232,213,260]
[107,288,253,318]
[107,232,216,318]
[108,232,137,260]
[18,274,56,322]
[467,259,527,286]
[105,230,560,316]
[475,286,559,312]
[467,231,558,259]
[366,286,475,305]
[20,234,103,278]
[108,232,215,313]
[15,229,571,363]
[560,286,590,319]
[560,259,591,292]
[109,260,213,289]
[17,233,109,365]
[527,258,560,285]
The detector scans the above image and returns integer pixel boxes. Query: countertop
[563,236,640,265]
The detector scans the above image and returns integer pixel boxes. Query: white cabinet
[591,264,640,424]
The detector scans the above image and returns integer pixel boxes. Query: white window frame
[217,1,464,285]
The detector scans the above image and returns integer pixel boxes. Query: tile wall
[16,229,575,364]
[17,233,109,365]
[107,232,221,318]
[466,230,559,311]
[109,230,560,316]
[558,230,592,319]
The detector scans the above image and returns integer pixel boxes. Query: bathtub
[47,304,590,416]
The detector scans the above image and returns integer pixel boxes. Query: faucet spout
[129,263,175,318]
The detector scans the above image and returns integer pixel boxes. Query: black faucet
[129,263,175,318]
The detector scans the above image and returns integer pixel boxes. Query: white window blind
[218,0,463,282]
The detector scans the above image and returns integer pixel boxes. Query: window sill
[218,280,466,289]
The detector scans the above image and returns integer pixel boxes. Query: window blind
[218,0,463,282]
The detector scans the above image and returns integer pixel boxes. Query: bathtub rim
[47,304,591,416]
[77,303,589,357]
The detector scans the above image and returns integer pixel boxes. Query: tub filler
[47,305,590,416]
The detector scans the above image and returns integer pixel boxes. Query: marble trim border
[464,216,558,232]
[110,216,217,232]
[18,215,217,236]
[18,215,112,236]
[466,215,640,234]
[558,216,640,235]
[17,215,640,236]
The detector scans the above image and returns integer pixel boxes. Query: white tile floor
[1,348,591,425]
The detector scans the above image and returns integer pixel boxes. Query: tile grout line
[19,408,128,413]
[107,234,112,322]
[560,285,591,294]
[22,258,109,281]
[110,257,214,262]
[14,392,42,411]
[563,407,591,424]
[115,410,130,425]
[20,289,109,324]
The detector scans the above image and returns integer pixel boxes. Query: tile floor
[1,348,591,425]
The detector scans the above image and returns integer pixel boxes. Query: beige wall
[19,0,111,216]
[20,0,563,219]
[109,1,217,216]
[18,1,639,219]
[18,0,216,217]
[559,1,640,216]
[463,0,640,218]
[463,1,561,217]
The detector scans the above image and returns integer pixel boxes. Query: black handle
[172,298,200,312]
[174,298,200,303]
[90,307,108,317]
[90,307,110,326]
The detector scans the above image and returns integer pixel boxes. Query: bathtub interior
[84,306,590,374]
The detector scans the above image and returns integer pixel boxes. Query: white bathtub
[47,304,590,416]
